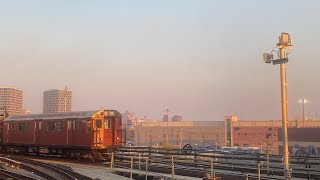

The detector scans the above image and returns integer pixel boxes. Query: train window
[56,122,63,131]
[104,120,111,129]
[19,123,28,131]
[48,122,63,131]
[72,121,77,130]
[96,119,102,129]
[108,120,111,129]
[48,122,55,131]
[67,121,72,130]
[35,122,41,130]
[104,120,108,129]
[87,121,91,127]
[86,121,92,132]
[8,123,14,130]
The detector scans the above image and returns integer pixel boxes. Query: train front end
[91,110,124,150]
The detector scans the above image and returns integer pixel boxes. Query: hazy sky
[1,1,320,121]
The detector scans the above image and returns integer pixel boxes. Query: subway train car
[1,110,124,159]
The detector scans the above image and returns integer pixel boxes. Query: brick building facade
[134,116,320,155]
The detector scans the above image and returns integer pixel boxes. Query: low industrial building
[134,116,320,155]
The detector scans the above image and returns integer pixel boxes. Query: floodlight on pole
[263,32,292,180]
[298,98,308,122]
[263,53,273,63]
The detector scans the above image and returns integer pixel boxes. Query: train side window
[48,122,63,131]
[86,121,92,131]
[19,123,29,132]
[48,122,55,131]
[72,121,77,130]
[56,122,63,131]
[67,121,72,130]
[35,122,41,130]
[104,120,111,129]
[8,123,14,130]
[96,119,102,129]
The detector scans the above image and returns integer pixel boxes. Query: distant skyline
[1,1,320,121]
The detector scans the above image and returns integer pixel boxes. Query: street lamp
[263,32,292,180]
[298,98,308,121]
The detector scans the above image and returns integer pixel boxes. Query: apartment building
[43,86,72,113]
[0,87,23,116]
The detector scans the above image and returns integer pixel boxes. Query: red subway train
[0,110,124,159]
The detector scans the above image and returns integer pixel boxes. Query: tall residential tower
[43,86,72,113]
[0,87,23,116]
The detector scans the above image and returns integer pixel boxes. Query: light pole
[263,32,292,180]
[298,98,308,123]
[165,108,169,145]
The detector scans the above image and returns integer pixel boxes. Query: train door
[102,110,124,147]
[103,118,113,146]
[34,120,42,144]
[115,117,125,145]
[111,117,115,145]
[111,117,124,146]
[93,118,103,146]
[66,120,72,146]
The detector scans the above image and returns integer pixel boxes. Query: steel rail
[7,156,92,180]
[0,168,38,180]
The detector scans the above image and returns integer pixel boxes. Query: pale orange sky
[1,1,320,121]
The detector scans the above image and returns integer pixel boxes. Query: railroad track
[0,167,38,180]
[115,147,320,179]
[2,156,92,180]
[1,147,319,179]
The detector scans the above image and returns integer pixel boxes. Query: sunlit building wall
[134,117,320,155]
[43,87,72,113]
[0,87,23,116]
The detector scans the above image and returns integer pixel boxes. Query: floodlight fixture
[278,32,292,47]
[263,53,273,63]
[298,99,309,104]
[298,98,309,123]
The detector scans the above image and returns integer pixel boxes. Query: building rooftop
[0,86,22,91]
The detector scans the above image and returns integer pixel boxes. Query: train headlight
[99,138,103,143]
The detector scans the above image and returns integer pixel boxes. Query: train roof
[3,110,121,121]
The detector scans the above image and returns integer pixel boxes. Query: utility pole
[302,99,305,121]
[165,108,169,145]
[280,45,290,180]
[263,32,292,180]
